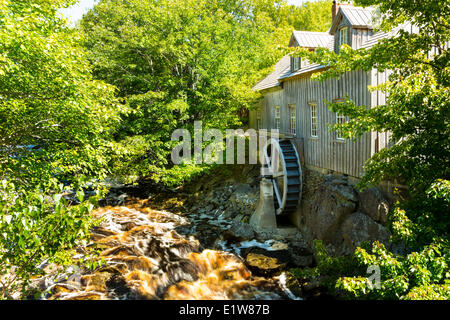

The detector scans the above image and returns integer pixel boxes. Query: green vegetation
[1,0,447,300]
[291,239,449,300]
[78,0,287,184]
[77,0,333,185]
[283,0,332,32]
[292,0,450,299]
[0,0,120,298]
[0,0,332,298]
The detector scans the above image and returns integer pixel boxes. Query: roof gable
[253,5,381,91]
[330,6,375,34]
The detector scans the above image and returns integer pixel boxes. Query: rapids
[42,199,298,300]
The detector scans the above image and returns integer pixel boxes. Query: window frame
[288,104,296,136]
[309,102,318,138]
[274,105,281,130]
[256,109,262,130]
[339,26,348,47]
[291,56,300,72]
[334,99,347,140]
[300,57,308,68]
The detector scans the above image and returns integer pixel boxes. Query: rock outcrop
[357,187,390,225]
[302,176,357,243]
[299,169,391,256]
[341,212,390,253]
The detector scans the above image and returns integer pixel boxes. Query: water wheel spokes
[263,139,302,216]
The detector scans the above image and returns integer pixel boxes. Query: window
[257,109,262,130]
[336,112,346,140]
[274,106,280,130]
[309,103,318,137]
[289,104,296,135]
[301,57,308,68]
[291,57,300,71]
[339,27,348,47]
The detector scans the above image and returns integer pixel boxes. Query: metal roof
[360,30,391,49]
[360,23,416,49]
[252,55,291,91]
[253,5,385,90]
[330,6,376,34]
[291,31,334,49]
[340,6,375,27]
[278,63,325,80]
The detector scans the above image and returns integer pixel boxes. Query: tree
[78,0,297,185]
[294,0,449,299]
[283,0,332,32]
[0,0,121,298]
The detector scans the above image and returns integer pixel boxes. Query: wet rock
[106,273,131,297]
[222,222,255,242]
[358,187,390,225]
[340,212,390,254]
[302,278,322,292]
[99,192,128,207]
[242,246,291,277]
[245,252,287,277]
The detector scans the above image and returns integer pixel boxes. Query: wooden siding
[352,28,373,49]
[253,70,373,178]
[370,68,393,156]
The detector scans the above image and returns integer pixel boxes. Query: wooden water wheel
[263,139,302,216]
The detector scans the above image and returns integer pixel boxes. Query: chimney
[332,1,353,24]
[332,1,339,24]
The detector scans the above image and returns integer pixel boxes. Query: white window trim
[274,106,280,130]
[292,57,300,71]
[301,57,308,68]
[289,104,296,136]
[335,112,346,140]
[309,102,318,138]
[333,99,346,140]
[339,26,348,47]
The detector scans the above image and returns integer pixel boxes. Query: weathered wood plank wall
[254,69,374,178]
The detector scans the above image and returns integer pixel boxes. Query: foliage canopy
[292,0,450,299]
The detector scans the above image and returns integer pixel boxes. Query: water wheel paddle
[263,139,302,216]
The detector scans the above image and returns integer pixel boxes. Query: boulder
[303,178,357,243]
[340,212,390,254]
[358,187,390,225]
[244,249,289,277]
[222,222,255,242]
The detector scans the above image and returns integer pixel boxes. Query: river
[41,198,300,300]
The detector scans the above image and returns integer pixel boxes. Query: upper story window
[309,102,318,137]
[289,104,296,136]
[291,57,300,72]
[339,27,348,47]
[274,106,280,130]
[301,57,308,68]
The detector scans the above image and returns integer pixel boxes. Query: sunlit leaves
[290,0,450,300]
[79,0,298,184]
[0,0,121,298]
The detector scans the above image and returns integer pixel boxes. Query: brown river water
[41,199,297,300]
